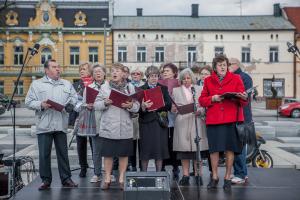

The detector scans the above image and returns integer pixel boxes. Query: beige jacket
[172,85,209,152]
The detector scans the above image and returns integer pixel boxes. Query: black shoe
[207,178,219,189]
[173,167,180,180]
[179,176,190,186]
[38,182,50,190]
[223,179,231,191]
[62,179,78,188]
[195,176,203,186]
[79,168,87,177]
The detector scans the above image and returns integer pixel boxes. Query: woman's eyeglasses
[131,72,141,76]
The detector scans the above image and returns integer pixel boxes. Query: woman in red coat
[199,55,247,191]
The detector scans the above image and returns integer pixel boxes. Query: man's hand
[41,101,51,110]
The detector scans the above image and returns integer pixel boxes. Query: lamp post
[102,18,108,66]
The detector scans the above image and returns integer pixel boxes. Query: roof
[284,7,300,34]
[112,16,295,31]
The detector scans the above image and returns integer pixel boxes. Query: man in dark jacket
[229,58,254,184]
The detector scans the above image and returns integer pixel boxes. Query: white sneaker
[90,175,101,183]
[231,176,245,184]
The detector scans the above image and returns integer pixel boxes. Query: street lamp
[102,18,108,66]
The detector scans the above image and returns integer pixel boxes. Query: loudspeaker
[0,167,11,199]
[124,171,170,200]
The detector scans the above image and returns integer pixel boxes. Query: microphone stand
[191,87,202,196]
[7,49,33,197]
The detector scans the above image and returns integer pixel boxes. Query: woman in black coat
[139,66,172,172]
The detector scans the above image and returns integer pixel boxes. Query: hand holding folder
[86,86,99,104]
[170,98,195,115]
[143,86,165,111]
[46,99,64,112]
[109,89,144,109]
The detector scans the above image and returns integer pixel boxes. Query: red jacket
[199,71,247,125]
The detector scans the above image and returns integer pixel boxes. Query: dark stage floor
[10,167,300,200]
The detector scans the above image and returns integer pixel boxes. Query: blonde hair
[79,62,93,75]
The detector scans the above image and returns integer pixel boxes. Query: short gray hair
[145,66,160,78]
[179,68,196,84]
[92,64,106,75]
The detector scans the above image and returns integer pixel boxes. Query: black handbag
[157,111,169,128]
[235,106,256,146]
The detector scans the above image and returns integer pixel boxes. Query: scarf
[81,76,93,87]
[109,80,127,93]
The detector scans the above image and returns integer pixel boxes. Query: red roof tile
[284,7,300,33]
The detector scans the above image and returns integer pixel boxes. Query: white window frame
[241,47,251,63]
[70,47,80,66]
[155,47,164,63]
[118,46,127,62]
[137,46,146,62]
[89,47,98,63]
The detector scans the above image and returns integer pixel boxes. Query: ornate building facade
[0,0,113,100]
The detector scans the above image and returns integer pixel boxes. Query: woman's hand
[236,92,247,100]
[86,103,94,110]
[141,99,153,110]
[104,98,113,106]
[212,95,223,102]
[121,100,133,109]
[171,104,178,113]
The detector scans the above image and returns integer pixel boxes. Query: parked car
[279,102,300,118]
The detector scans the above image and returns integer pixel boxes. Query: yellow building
[0,0,113,100]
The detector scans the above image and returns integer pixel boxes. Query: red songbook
[143,86,165,111]
[158,79,180,94]
[170,98,195,115]
[176,103,195,115]
[46,99,64,112]
[86,86,99,104]
[109,89,144,109]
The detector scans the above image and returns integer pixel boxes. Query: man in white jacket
[25,59,78,190]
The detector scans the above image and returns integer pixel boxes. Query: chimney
[191,4,199,18]
[137,8,143,16]
[273,3,282,17]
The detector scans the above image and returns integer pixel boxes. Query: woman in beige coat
[172,68,209,186]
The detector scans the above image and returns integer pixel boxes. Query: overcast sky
[113,0,300,16]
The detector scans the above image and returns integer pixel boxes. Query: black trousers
[37,131,71,184]
[163,127,181,169]
[76,135,93,169]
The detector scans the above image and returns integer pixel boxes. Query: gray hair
[179,68,196,84]
[92,64,106,74]
[145,66,160,78]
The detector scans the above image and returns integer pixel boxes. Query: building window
[137,46,146,62]
[270,34,273,39]
[263,78,285,97]
[187,46,197,67]
[14,81,23,95]
[89,47,98,63]
[41,48,52,65]
[269,46,278,63]
[241,47,251,63]
[0,81,4,94]
[142,34,145,39]
[137,34,140,39]
[215,35,218,40]
[70,47,80,65]
[214,46,224,56]
[188,34,191,39]
[242,35,245,40]
[0,46,4,65]
[14,46,23,65]
[156,34,159,40]
[155,47,164,63]
[220,35,223,40]
[247,35,250,40]
[118,46,127,62]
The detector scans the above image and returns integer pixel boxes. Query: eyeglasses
[149,74,159,78]
[131,72,141,76]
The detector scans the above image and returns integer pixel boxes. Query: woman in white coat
[172,68,209,186]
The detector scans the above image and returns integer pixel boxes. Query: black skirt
[206,123,242,154]
[139,120,169,160]
[99,137,133,157]
[176,150,209,160]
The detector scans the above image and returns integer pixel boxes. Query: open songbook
[221,86,258,99]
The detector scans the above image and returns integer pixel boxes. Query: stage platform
[10,167,300,200]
